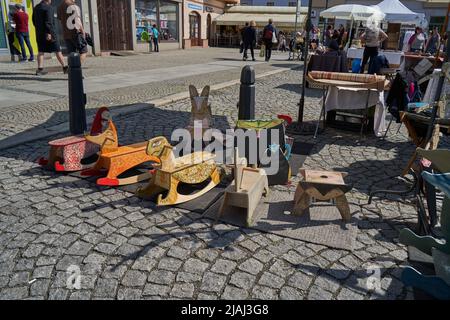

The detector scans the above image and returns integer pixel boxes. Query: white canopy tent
[372,0,426,25]
[320,4,385,22]
[320,5,386,50]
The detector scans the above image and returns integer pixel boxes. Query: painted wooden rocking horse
[38,107,109,172]
[136,136,221,206]
[82,119,160,186]
[217,148,269,227]
[187,85,213,139]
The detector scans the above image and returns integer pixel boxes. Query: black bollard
[238,65,255,120]
[68,52,87,135]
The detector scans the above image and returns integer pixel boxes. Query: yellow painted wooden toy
[136,137,221,205]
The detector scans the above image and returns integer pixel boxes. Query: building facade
[245,0,448,31]
[1,0,38,56]
[183,0,239,48]
[1,0,240,56]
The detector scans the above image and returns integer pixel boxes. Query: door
[97,0,132,51]
[189,12,200,47]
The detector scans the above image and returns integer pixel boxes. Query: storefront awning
[215,13,306,28]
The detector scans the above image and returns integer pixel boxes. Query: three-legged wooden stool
[293,169,352,222]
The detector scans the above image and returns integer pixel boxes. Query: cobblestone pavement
[0,66,448,300]
[0,48,297,140]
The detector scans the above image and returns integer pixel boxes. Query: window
[159,1,178,41]
[266,2,274,6]
[135,0,178,42]
[288,2,297,7]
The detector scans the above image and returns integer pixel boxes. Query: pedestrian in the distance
[242,20,256,61]
[324,25,332,47]
[359,21,388,73]
[57,0,88,64]
[262,19,277,62]
[13,4,34,62]
[6,11,21,62]
[152,24,159,52]
[32,0,67,75]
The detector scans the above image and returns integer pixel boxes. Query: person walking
[32,0,67,75]
[6,11,21,62]
[152,24,159,52]
[359,22,388,74]
[425,27,440,55]
[13,4,34,62]
[242,20,256,61]
[57,0,87,64]
[324,25,332,47]
[262,19,276,62]
[278,31,287,52]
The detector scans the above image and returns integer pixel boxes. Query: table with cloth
[325,87,387,137]
[307,71,389,138]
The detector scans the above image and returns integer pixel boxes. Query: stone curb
[0,66,299,151]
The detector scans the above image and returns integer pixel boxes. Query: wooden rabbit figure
[187,85,213,139]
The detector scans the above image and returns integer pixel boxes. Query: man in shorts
[32,0,67,75]
[58,0,88,64]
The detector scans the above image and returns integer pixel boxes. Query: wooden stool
[293,169,352,222]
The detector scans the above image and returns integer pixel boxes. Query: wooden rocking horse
[82,120,160,186]
[38,107,109,172]
[136,136,221,206]
[187,85,213,139]
[217,148,269,227]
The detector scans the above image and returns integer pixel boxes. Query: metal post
[238,66,256,120]
[294,0,300,35]
[298,0,313,124]
[68,53,87,135]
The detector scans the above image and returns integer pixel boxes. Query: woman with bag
[262,19,277,62]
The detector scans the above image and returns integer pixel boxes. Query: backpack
[264,28,273,40]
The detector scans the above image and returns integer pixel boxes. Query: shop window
[135,0,178,42]
[266,2,274,6]
[288,2,297,7]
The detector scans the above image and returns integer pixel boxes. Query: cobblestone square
[0,48,448,300]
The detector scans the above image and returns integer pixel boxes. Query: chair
[400,171,450,300]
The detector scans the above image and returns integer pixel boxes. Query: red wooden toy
[38,107,109,172]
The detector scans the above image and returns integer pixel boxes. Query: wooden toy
[136,136,221,205]
[38,107,109,172]
[293,169,352,222]
[187,85,213,139]
[82,120,160,186]
[217,148,269,227]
